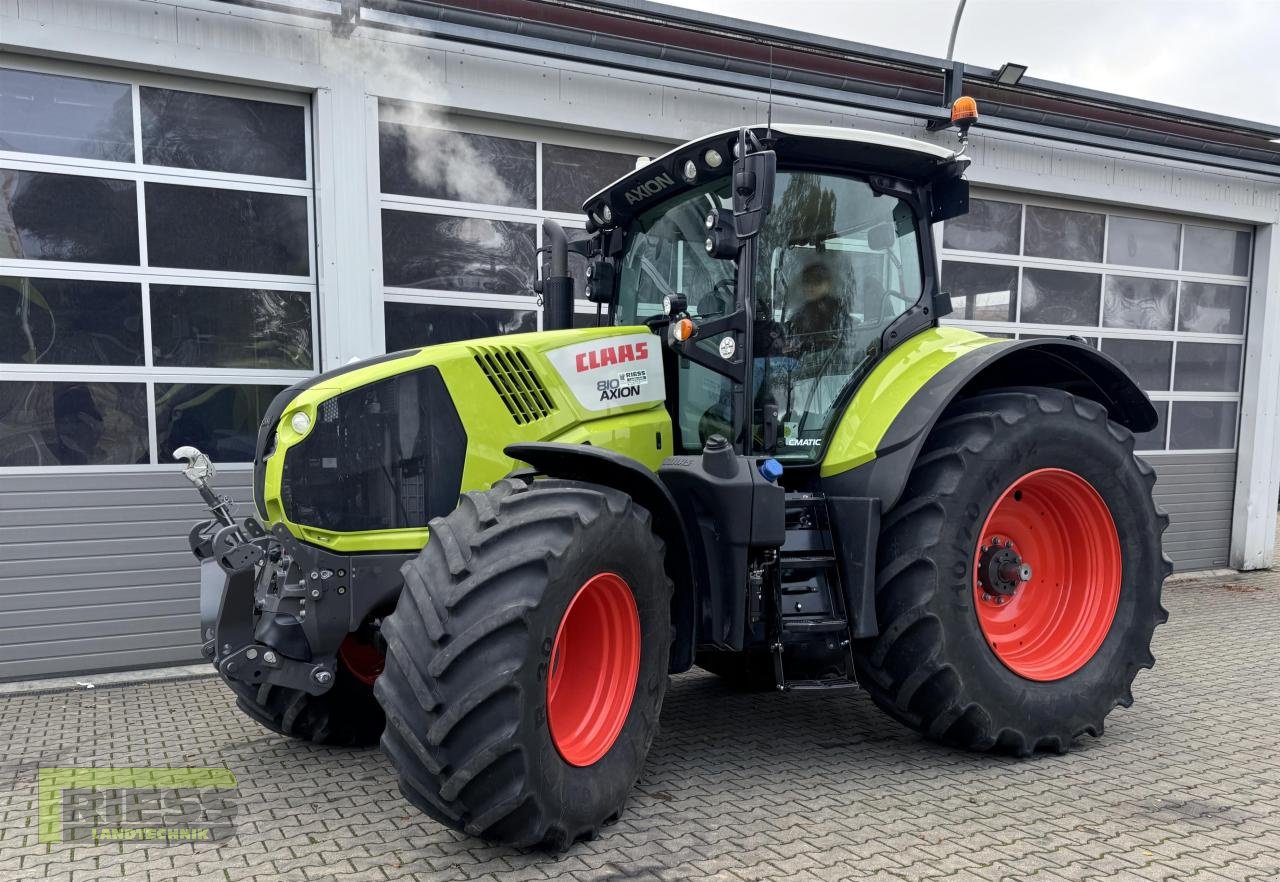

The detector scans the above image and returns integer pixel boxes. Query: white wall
[3,0,1279,567]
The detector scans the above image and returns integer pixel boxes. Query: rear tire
[852,390,1171,756]
[374,477,673,849]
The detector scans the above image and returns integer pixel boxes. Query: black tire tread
[853,390,1172,757]
[375,477,671,849]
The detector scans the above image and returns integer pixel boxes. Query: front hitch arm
[177,446,410,696]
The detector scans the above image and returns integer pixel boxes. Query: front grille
[472,346,556,424]
[280,366,466,533]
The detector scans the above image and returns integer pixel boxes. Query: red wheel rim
[338,633,385,686]
[546,573,641,767]
[973,468,1121,681]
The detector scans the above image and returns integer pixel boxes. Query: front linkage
[177,447,408,697]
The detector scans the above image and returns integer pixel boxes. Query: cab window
[752,171,923,458]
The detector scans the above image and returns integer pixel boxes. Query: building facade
[1,0,1278,679]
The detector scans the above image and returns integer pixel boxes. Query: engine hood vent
[472,345,556,424]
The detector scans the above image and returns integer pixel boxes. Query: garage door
[0,60,317,678]
[940,192,1252,571]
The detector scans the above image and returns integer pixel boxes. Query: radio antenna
[766,44,775,139]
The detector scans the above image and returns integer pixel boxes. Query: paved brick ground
[3,562,1279,881]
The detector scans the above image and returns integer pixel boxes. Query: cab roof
[584,124,966,226]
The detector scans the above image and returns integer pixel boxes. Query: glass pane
[1133,400,1167,451]
[1020,268,1101,326]
[1106,216,1179,269]
[141,87,306,179]
[0,68,133,162]
[155,383,287,462]
[1100,338,1172,391]
[381,210,534,295]
[573,310,603,329]
[1024,205,1103,262]
[750,171,924,458]
[0,170,138,264]
[383,301,535,350]
[378,122,534,208]
[1102,275,1175,330]
[1170,401,1237,450]
[0,381,148,466]
[145,183,310,276]
[542,144,637,214]
[1178,282,1247,335]
[942,261,1016,322]
[151,285,313,370]
[0,276,142,366]
[942,198,1021,254]
[1174,342,1242,392]
[1182,225,1249,276]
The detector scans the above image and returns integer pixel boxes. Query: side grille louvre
[472,346,556,424]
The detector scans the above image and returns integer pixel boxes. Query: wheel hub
[977,536,1032,602]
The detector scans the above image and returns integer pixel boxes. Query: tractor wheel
[375,478,673,849]
[227,630,386,747]
[852,390,1171,756]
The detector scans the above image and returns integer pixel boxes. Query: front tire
[227,631,386,747]
[853,390,1171,756]
[374,478,673,849]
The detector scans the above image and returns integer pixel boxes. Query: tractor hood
[251,326,672,553]
[583,124,966,229]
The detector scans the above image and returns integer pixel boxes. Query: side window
[754,171,923,457]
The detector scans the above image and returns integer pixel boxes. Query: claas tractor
[180,107,1170,849]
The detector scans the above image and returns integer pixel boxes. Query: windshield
[615,178,734,326]
[612,168,924,459]
[753,171,923,458]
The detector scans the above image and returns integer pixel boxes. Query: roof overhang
[352,0,1280,177]
[583,124,967,226]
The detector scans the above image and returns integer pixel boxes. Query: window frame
[0,56,318,473]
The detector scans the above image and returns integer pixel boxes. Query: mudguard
[822,329,1158,512]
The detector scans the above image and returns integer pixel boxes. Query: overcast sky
[659,0,1280,127]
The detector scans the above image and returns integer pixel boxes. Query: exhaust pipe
[539,219,574,331]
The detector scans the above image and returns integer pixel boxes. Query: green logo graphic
[38,767,239,844]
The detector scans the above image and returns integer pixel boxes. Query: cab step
[780,618,849,633]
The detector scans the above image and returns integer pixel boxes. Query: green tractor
[180,109,1170,849]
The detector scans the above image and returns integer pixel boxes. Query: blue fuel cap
[759,458,784,483]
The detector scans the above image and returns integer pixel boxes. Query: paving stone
[2,557,1280,881]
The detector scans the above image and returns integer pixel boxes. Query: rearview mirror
[732,149,776,239]
[867,222,895,252]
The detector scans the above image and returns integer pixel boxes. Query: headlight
[290,411,311,435]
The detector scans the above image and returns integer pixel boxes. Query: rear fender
[822,336,1158,512]
[505,442,700,674]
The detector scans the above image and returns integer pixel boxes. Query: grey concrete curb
[0,663,216,698]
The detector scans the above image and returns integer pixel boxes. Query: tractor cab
[572,125,970,463]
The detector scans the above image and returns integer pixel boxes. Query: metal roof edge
[576,0,1280,137]
[356,3,1280,178]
